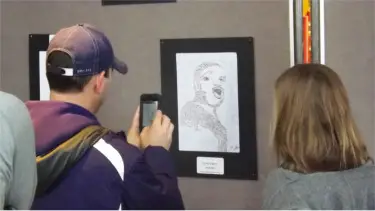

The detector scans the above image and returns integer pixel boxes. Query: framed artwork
[160,37,258,180]
[102,0,176,6]
[29,34,55,100]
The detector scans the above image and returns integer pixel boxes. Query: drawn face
[199,66,226,106]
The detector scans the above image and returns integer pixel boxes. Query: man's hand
[140,110,174,151]
[127,106,141,148]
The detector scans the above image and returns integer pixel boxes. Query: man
[0,91,36,209]
[26,23,184,209]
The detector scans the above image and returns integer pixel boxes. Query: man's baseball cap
[46,23,128,76]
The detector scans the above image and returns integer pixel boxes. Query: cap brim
[112,57,128,74]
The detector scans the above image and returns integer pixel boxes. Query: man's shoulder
[91,131,142,175]
[33,144,124,209]
[54,129,142,180]
[100,131,142,159]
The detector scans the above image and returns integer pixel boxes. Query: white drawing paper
[39,51,50,101]
[176,52,240,153]
[49,34,55,42]
[38,34,55,101]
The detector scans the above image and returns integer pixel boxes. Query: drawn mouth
[212,86,224,99]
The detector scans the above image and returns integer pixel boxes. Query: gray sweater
[0,92,37,209]
[263,163,375,210]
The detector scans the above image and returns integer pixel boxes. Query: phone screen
[142,101,158,127]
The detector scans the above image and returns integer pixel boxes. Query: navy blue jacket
[26,101,184,210]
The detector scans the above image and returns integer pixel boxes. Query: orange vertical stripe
[303,16,311,63]
[302,0,311,63]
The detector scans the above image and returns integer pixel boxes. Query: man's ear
[94,71,106,94]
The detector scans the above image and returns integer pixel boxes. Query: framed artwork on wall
[160,37,258,180]
[102,0,176,6]
[29,34,55,100]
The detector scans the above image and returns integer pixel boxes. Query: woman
[263,64,374,209]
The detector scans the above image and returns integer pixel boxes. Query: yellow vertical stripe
[303,0,310,16]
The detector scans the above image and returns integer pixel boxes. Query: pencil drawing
[180,62,228,152]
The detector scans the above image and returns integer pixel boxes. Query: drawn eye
[219,76,226,82]
[202,76,209,81]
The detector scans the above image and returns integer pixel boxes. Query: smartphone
[140,93,162,131]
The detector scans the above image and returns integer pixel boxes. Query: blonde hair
[271,63,372,173]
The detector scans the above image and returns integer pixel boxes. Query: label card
[196,157,224,175]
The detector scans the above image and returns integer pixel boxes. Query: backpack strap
[36,125,109,197]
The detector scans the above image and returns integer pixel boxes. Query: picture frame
[160,37,258,180]
[102,0,176,6]
[29,34,54,100]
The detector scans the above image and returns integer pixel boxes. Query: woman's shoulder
[263,168,295,199]
[264,164,375,192]
[262,168,305,209]
[0,91,26,111]
[263,164,375,209]
[0,91,31,129]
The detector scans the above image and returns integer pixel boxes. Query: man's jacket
[26,101,184,210]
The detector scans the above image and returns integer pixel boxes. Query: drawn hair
[271,63,372,173]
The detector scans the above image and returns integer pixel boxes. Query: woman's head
[272,63,371,173]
